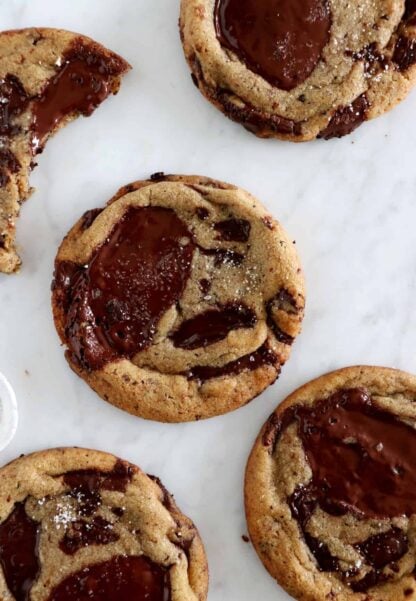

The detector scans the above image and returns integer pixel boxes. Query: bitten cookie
[0,27,130,274]
[0,447,208,601]
[245,366,416,601]
[52,174,305,423]
[180,0,416,141]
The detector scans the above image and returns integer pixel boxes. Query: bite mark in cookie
[0,28,130,274]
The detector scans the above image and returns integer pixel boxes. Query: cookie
[245,366,416,601]
[180,0,416,141]
[0,447,208,601]
[0,28,130,274]
[52,174,305,423]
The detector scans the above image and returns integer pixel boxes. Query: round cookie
[52,174,305,423]
[0,28,130,274]
[0,447,208,601]
[180,0,416,141]
[245,366,416,601]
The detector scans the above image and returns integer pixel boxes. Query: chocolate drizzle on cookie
[31,39,127,153]
[47,556,171,601]
[265,387,416,591]
[0,503,40,601]
[214,0,331,91]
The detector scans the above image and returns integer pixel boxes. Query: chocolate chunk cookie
[180,0,416,141]
[52,174,305,423]
[0,447,208,601]
[245,366,416,600]
[0,28,130,274]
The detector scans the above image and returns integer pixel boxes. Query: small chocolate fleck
[199,279,211,295]
[31,39,127,154]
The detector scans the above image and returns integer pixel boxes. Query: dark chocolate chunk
[393,36,416,71]
[63,461,134,516]
[186,342,277,381]
[199,279,211,295]
[55,207,195,371]
[405,0,416,23]
[0,148,20,188]
[64,461,134,494]
[276,388,416,519]
[0,503,40,601]
[196,207,210,220]
[215,88,302,136]
[170,304,257,350]
[199,245,244,267]
[0,74,30,137]
[47,555,170,601]
[356,528,408,570]
[214,0,331,90]
[81,208,103,230]
[59,516,119,555]
[31,40,126,153]
[319,94,369,139]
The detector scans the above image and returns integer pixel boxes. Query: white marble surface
[0,1,416,599]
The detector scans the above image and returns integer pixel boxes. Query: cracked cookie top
[180,0,416,141]
[245,366,416,601]
[0,447,208,601]
[51,174,304,422]
[0,27,130,274]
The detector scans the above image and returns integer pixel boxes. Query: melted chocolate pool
[47,556,170,601]
[214,0,331,90]
[31,40,127,153]
[0,503,40,601]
